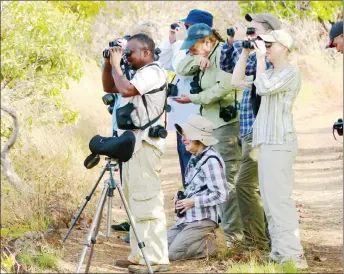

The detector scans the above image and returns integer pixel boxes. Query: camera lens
[246,27,255,35]
[103,49,110,59]
[158,128,168,139]
[227,27,235,37]
[102,93,115,105]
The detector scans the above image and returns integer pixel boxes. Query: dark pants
[176,133,192,186]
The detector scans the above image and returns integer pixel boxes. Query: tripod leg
[63,165,108,242]
[114,181,153,274]
[76,184,109,273]
[85,194,107,273]
[106,189,113,237]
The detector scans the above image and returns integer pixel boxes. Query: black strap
[250,73,261,116]
[138,63,168,130]
[184,155,223,190]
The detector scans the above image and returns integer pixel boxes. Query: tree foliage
[238,1,342,23]
[1,1,104,128]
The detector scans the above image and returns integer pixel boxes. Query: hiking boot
[115,259,137,268]
[128,264,170,273]
[111,221,130,231]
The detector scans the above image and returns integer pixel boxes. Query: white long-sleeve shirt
[158,39,200,131]
[252,66,301,147]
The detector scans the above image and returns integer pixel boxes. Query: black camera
[175,190,186,218]
[227,27,235,37]
[219,105,237,122]
[171,23,179,30]
[190,75,202,94]
[103,35,132,59]
[148,125,168,139]
[167,83,179,97]
[333,118,343,136]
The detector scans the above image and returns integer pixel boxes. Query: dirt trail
[59,102,343,273]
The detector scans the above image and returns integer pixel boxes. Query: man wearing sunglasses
[105,33,170,273]
[219,13,281,252]
[158,9,214,189]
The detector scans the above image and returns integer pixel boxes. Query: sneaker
[128,264,170,273]
[111,221,130,231]
[115,259,137,268]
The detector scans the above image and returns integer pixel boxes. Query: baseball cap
[326,21,343,48]
[180,23,213,50]
[245,13,281,30]
[258,30,295,51]
[181,9,213,28]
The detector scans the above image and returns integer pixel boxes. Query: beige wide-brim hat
[175,114,218,146]
[258,29,295,51]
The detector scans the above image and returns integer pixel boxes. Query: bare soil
[59,102,343,273]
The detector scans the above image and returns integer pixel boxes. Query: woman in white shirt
[232,30,308,269]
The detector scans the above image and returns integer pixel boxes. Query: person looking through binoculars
[102,33,170,273]
[174,23,243,249]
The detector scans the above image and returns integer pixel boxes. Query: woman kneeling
[168,114,228,261]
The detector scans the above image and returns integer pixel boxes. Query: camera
[246,27,255,35]
[333,118,343,136]
[171,23,179,30]
[219,105,237,122]
[102,93,116,115]
[148,125,168,139]
[227,27,235,37]
[167,83,179,97]
[175,190,186,218]
[190,75,202,94]
[103,35,132,59]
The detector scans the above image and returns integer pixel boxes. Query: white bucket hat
[175,115,218,146]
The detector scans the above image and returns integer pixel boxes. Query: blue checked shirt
[220,41,273,137]
[176,146,229,226]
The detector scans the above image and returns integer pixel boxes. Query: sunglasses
[264,42,273,48]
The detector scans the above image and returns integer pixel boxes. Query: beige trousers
[258,140,304,261]
[122,141,169,265]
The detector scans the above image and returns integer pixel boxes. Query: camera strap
[184,155,223,191]
[139,63,168,130]
[250,73,261,116]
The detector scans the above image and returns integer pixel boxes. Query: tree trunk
[1,105,29,192]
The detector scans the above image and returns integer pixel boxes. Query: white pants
[122,141,169,265]
[258,140,304,261]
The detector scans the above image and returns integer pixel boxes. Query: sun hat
[175,115,218,146]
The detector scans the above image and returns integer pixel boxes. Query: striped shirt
[176,146,229,225]
[251,66,301,147]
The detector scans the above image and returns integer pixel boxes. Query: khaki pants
[236,133,270,250]
[258,140,304,260]
[122,141,169,265]
[213,122,243,242]
[167,220,217,261]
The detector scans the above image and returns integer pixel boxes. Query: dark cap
[181,9,213,28]
[326,21,343,48]
[245,13,281,30]
[180,23,212,50]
